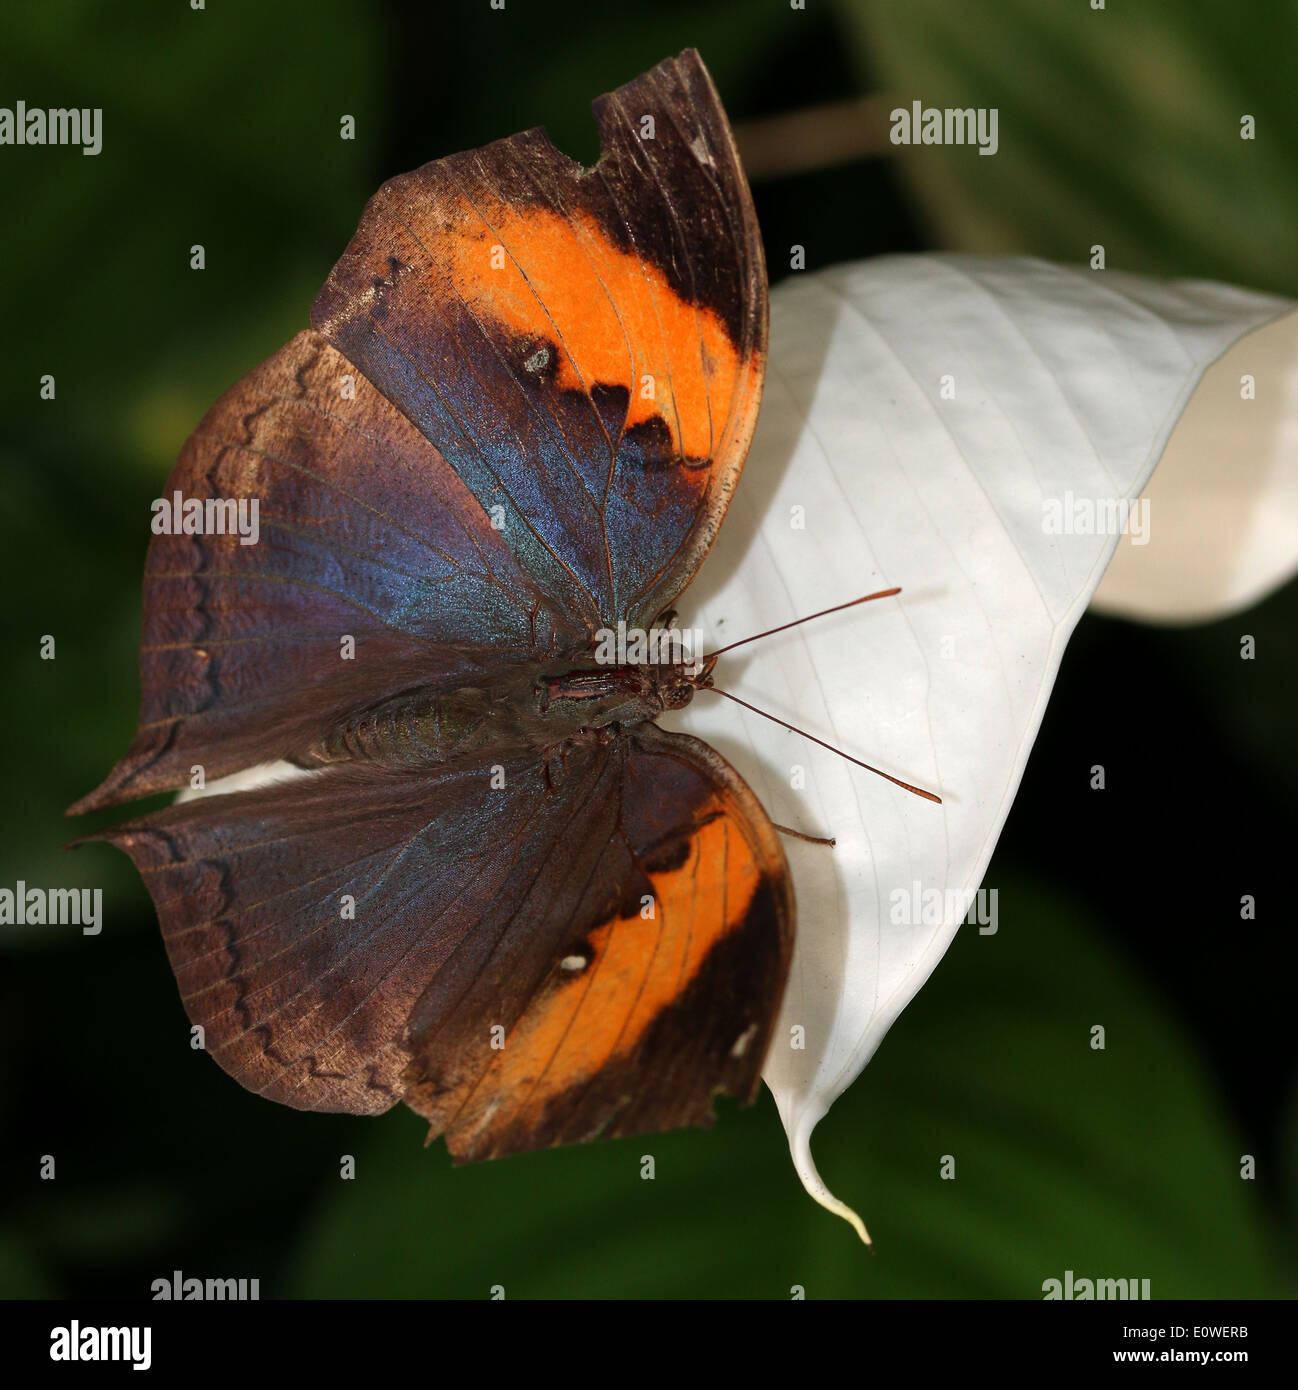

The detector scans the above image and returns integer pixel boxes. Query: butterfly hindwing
[311,49,767,632]
[86,727,791,1143]
[403,724,793,1159]
[85,754,594,1113]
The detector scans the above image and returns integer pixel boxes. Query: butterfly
[69,50,793,1163]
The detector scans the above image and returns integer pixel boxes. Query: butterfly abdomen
[299,661,691,774]
[300,686,524,769]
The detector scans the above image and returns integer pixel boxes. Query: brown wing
[403,724,793,1160]
[311,48,768,631]
[78,727,792,1150]
[79,756,578,1114]
[74,50,766,819]
[71,332,581,815]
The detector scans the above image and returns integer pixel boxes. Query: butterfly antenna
[702,587,901,661]
[701,686,942,804]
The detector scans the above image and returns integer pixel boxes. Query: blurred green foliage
[0,0,1293,1298]
[841,0,1298,296]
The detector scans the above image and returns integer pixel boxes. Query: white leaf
[1092,308,1298,621]
[667,254,1293,1241]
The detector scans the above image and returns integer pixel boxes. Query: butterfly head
[652,651,717,711]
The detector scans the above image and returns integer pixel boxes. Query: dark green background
[1,0,1294,1298]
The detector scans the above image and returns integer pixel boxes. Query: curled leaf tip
[791,1123,872,1246]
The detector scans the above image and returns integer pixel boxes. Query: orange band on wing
[438,195,747,463]
[456,799,761,1121]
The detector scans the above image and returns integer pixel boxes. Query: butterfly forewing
[311,49,767,631]
[71,332,580,815]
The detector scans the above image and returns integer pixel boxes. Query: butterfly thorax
[298,653,716,770]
